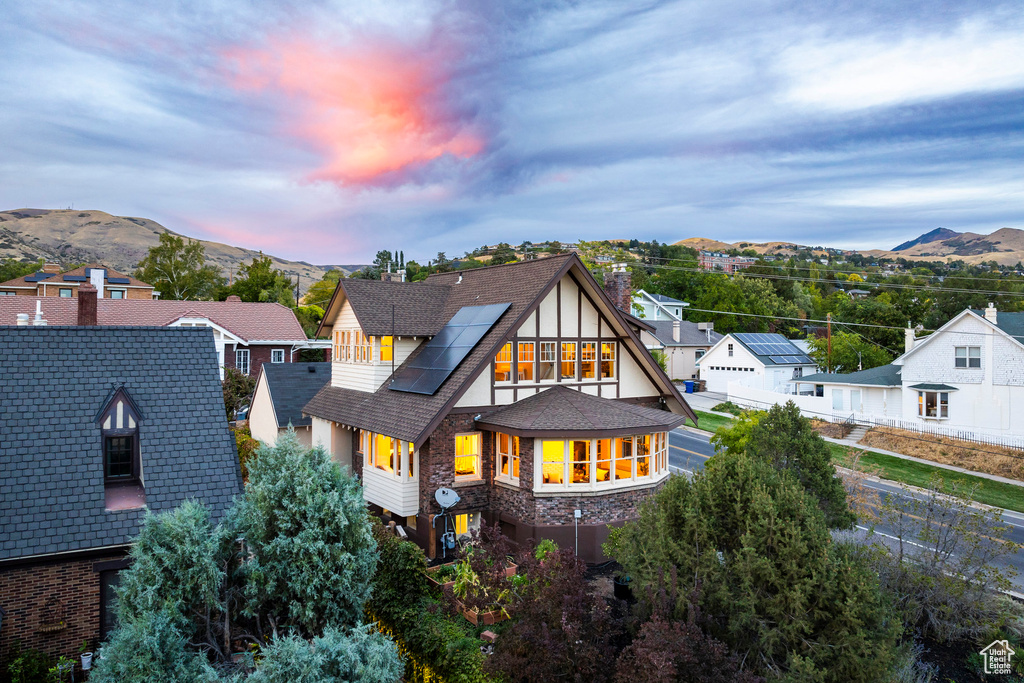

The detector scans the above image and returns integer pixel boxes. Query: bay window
[359,430,417,480]
[497,433,519,482]
[918,391,949,419]
[542,440,565,484]
[455,433,482,480]
[518,342,535,381]
[571,440,591,483]
[539,433,668,490]
[495,343,512,383]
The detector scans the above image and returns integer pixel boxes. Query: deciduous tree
[134,234,223,300]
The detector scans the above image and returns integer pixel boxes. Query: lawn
[684,409,1024,514]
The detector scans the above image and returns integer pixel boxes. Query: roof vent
[16,313,29,326]
[308,365,317,372]
[32,300,47,326]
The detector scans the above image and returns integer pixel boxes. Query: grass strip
[685,410,736,435]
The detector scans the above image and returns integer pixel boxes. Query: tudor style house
[0,289,312,379]
[0,325,241,661]
[0,263,158,299]
[304,254,695,561]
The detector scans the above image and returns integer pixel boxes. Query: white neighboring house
[632,290,689,321]
[641,320,723,380]
[696,332,818,394]
[790,363,903,420]
[248,362,331,448]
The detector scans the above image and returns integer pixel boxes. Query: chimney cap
[226,295,242,302]
[80,282,97,291]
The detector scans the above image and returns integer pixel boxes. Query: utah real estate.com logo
[980,639,1015,676]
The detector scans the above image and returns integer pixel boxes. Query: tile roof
[337,279,451,336]
[261,362,331,428]
[797,363,902,386]
[305,255,697,443]
[0,264,152,289]
[646,320,722,347]
[0,297,307,342]
[0,326,242,562]
[476,386,686,436]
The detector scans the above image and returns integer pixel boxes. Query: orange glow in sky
[223,37,484,187]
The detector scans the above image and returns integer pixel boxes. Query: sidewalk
[680,390,729,412]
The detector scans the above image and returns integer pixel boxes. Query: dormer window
[97,386,146,510]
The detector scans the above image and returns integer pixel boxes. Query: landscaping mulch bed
[860,426,1024,482]
[810,418,847,439]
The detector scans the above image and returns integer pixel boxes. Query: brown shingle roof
[0,297,306,342]
[338,279,450,336]
[0,264,152,289]
[475,386,686,437]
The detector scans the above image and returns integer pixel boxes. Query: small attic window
[97,386,146,510]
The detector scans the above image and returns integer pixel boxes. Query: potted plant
[613,573,633,601]
[425,561,459,590]
[79,640,93,671]
[451,556,513,626]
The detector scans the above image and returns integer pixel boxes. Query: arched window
[97,385,143,486]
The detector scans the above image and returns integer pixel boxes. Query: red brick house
[0,292,312,379]
[304,254,696,561]
[0,263,158,299]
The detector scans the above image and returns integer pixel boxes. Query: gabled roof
[896,308,1024,365]
[305,254,696,444]
[0,297,307,343]
[796,363,901,387]
[632,289,689,321]
[0,326,241,563]
[0,264,152,289]
[731,332,814,366]
[259,362,331,428]
[476,386,686,437]
[969,310,1024,341]
[325,279,450,337]
[646,320,723,347]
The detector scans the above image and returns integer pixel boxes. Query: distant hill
[674,227,1024,266]
[0,209,365,294]
[892,228,962,251]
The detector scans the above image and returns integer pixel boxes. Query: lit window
[596,439,612,482]
[518,342,535,381]
[375,434,397,473]
[580,342,597,379]
[561,342,577,380]
[59,288,72,297]
[333,331,342,361]
[615,437,633,480]
[236,349,250,375]
[635,435,651,477]
[407,442,415,479]
[381,336,393,362]
[918,391,949,419]
[271,349,285,363]
[542,440,565,484]
[453,512,480,539]
[571,440,591,483]
[497,433,519,481]
[954,346,980,368]
[539,342,557,380]
[601,342,616,379]
[455,433,482,480]
[495,342,512,383]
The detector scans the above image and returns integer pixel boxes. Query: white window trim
[271,349,285,364]
[236,348,250,375]
[495,433,520,485]
[454,432,483,482]
[954,345,981,369]
[360,430,418,481]
[534,433,669,493]
[108,289,126,299]
[917,391,950,421]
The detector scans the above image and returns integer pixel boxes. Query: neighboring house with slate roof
[631,290,689,321]
[0,263,157,299]
[304,254,695,562]
[249,362,331,448]
[696,332,818,394]
[0,325,241,661]
[737,304,1024,447]
[0,289,312,379]
[640,319,723,380]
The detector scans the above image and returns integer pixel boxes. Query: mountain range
[0,209,365,294]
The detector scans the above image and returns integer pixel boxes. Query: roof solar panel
[390,302,511,395]
[108,277,131,284]
[62,275,88,282]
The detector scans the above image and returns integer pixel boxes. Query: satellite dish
[434,487,461,511]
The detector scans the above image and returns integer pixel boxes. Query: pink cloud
[222,34,485,188]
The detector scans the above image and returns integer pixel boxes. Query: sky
[2,0,1023,264]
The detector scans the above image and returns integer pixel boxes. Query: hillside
[674,227,1024,265]
[0,209,364,294]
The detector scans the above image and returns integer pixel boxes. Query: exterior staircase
[845,424,869,444]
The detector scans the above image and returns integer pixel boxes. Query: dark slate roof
[970,310,1024,341]
[797,363,902,387]
[907,383,958,391]
[648,293,685,304]
[262,362,331,428]
[646,320,723,347]
[0,326,242,562]
[336,279,450,337]
[476,386,686,437]
[305,255,697,443]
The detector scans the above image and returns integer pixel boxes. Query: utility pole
[826,313,832,373]
[295,274,300,306]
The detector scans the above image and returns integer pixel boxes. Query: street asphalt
[668,427,1024,593]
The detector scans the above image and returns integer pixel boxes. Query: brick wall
[124,288,153,300]
[0,554,124,661]
[533,483,663,526]
[418,414,493,518]
[248,345,293,379]
[602,271,632,314]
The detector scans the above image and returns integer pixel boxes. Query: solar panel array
[389,303,511,396]
[108,277,131,284]
[23,272,56,282]
[733,333,812,365]
[62,275,88,282]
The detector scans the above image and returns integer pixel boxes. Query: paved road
[668,427,1024,592]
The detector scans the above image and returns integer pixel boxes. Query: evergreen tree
[247,626,404,683]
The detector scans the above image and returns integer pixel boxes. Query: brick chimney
[225,295,241,302]
[603,263,632,315]
[78,283,98,326]
[42,263,61,274]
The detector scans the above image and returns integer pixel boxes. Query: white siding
[330,300,422,392]
[455,372,491,407]
[362,464,419,517]
[248,374,279,445]
[538,289,558,337]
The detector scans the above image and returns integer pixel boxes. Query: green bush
[247,625,403,683]
[5,643,51,683]
[710,401,744,416]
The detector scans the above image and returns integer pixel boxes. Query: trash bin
[684,381,694,393]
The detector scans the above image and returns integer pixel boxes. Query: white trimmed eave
[169,316,246,344]
[892,309,1024,366]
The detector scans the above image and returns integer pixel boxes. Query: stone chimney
[42,263,61,274]
[985,302,998,324]
[78,283,98,326]
[672,320,681,343]
[603,263,632,315]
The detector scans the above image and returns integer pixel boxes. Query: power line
[680,306,920,332]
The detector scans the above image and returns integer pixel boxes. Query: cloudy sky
[2,1,1022,263]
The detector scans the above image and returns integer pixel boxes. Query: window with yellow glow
[561,342,577,380]
[635,434,651,477]
[453,512,480,538]
[375,434,397,473]
[601,342,616,379]
[539,342,557,380]
[596,439,611,482]
[454,433,482,480]
[615,437,633,480]
[542,440,565,484]
[407,442,415,478]
[381,336,393,362]
[580,342,597,379]
[494,343,512,383]
[571,440,590,483]
[518,342,535,381]
[496,432,520,481]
